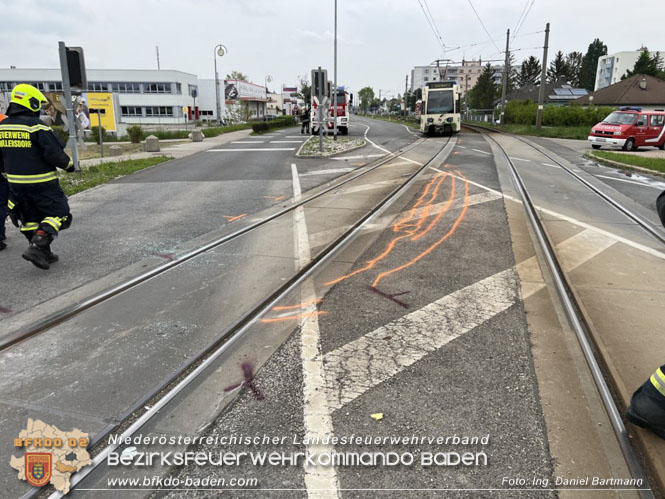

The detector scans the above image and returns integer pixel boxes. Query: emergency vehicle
[311,87,349,135]
[419,81,461,136]
[588,107,665,151]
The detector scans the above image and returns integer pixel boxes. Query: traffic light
[65,46,87,89]
[311,68,328,98]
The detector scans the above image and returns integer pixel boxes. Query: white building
[595,50,665,90]
[0,68,270,132]
[411,60,506,97]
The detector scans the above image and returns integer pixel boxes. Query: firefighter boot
[21,230,51,270]
[625,369,665,440]
[43,246,59,264]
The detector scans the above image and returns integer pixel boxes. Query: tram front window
[427,91,454,114]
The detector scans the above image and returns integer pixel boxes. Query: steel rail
[32,136,455,499]
[1,136,426,352]
[483,130,655,499]
[463,122,665,245]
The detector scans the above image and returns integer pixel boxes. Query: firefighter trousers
[9,180,72,242]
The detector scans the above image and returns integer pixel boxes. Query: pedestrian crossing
[208,130,308,153]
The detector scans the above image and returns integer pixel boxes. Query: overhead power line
[417,0,446,53]
[466,0,502,53]
[514,0,536,38]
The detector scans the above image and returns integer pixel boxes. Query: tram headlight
[427,118,434,123]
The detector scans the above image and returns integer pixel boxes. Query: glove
[65,158,76,173]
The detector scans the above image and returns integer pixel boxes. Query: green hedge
[505,100,615,127]
[252,116,296,133]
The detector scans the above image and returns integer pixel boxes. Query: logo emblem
[25,453,52,487]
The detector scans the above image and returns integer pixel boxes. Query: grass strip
[364,114,420,129]
[57,157,169,196]
[591,150,665,173]
[463,121,590,140]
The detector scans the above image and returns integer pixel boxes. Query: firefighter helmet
[10,84,48,112]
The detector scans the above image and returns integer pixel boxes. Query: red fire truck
[311,87,349,135]
[588,107,665,151]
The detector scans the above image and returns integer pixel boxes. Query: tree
[297,81,311,104]
[580,38,607,91]
[502,51,518,93]
[623,49,664,79]
[517,56,541,87]
[226,70,249,81]
[469,63,497,109]
[358,87,375,112]
[547,50,569,83]
[565,51,584,86]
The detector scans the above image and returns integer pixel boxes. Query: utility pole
[535,22,550,129]
[333,0,338,140]
[318,66,324,152]
[156,45,160,70]
[499,29,510,125]
[403,75,408,118]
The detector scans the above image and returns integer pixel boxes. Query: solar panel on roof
[553,88,573,96]
[571,89,587,95]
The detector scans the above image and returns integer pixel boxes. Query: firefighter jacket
[0,106,71,184]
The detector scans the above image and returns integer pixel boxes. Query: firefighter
[0,112,7,251]
[0,84,76,269]
[626,364,665,440]
[300,105,310,134]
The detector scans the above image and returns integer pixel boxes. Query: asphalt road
[0,117,413,324]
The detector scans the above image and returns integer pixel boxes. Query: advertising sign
[224,80,266,102]
[84,92,117,132]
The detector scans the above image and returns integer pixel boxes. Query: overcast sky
[1,0,664,98]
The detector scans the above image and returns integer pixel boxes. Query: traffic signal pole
[499,29,510,125]
[58,41,80,171]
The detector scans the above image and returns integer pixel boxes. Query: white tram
[419,81,461,136]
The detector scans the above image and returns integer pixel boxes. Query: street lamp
[264,75,272,118]
[214,44,227,125]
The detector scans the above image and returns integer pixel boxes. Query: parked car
[588,107,665,151]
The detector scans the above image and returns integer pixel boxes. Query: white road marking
[286,135,308,138]
[403,124,419,136]
[457,145,467,149]
[331,154,385,161]
[300,168,357,177]
[309,191,501,249]
[397,155,424,166]
[324,269,519,410]
[207,148,295,152]
[323,225,620,411]
[429,166,665,262]
[541,162,560,168]
[509,156,531,162]
[472,148,491,155]
[362,124,392,154]
[271,140,305,143]
[291,163,340,498]
[231,141,265,144]
[595,174,662,189]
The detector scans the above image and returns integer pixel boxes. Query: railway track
[16,135,455,499]
[465,122,658,499]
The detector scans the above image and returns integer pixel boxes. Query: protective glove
[65,158,76,173]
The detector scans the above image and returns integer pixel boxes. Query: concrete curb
[586,152,665,179]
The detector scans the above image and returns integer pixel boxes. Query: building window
[145,106,174,117]
[88,82,109,92]
[120,106,142,117]
[188,84,198,97]
[175,83,182,94]
[199,110,213,116]
[144,83,170,94]
[424,77,429,82]
[114,82,141,93]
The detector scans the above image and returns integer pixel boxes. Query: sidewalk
[78,128,253,167]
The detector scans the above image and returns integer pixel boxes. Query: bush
[504,100,616,127]
[251,116,296,133]
[51,125,69,144]
[90,126,107,144]
[127,125,144,143]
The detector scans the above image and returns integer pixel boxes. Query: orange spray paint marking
[411,174,456,241]
[264,195,286,202]
[223,214,247,222]
[260,311,328,323]
[371,171,470,288]
[325,173,449,286]
[393,172,444,232]
[273,298,322,311]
